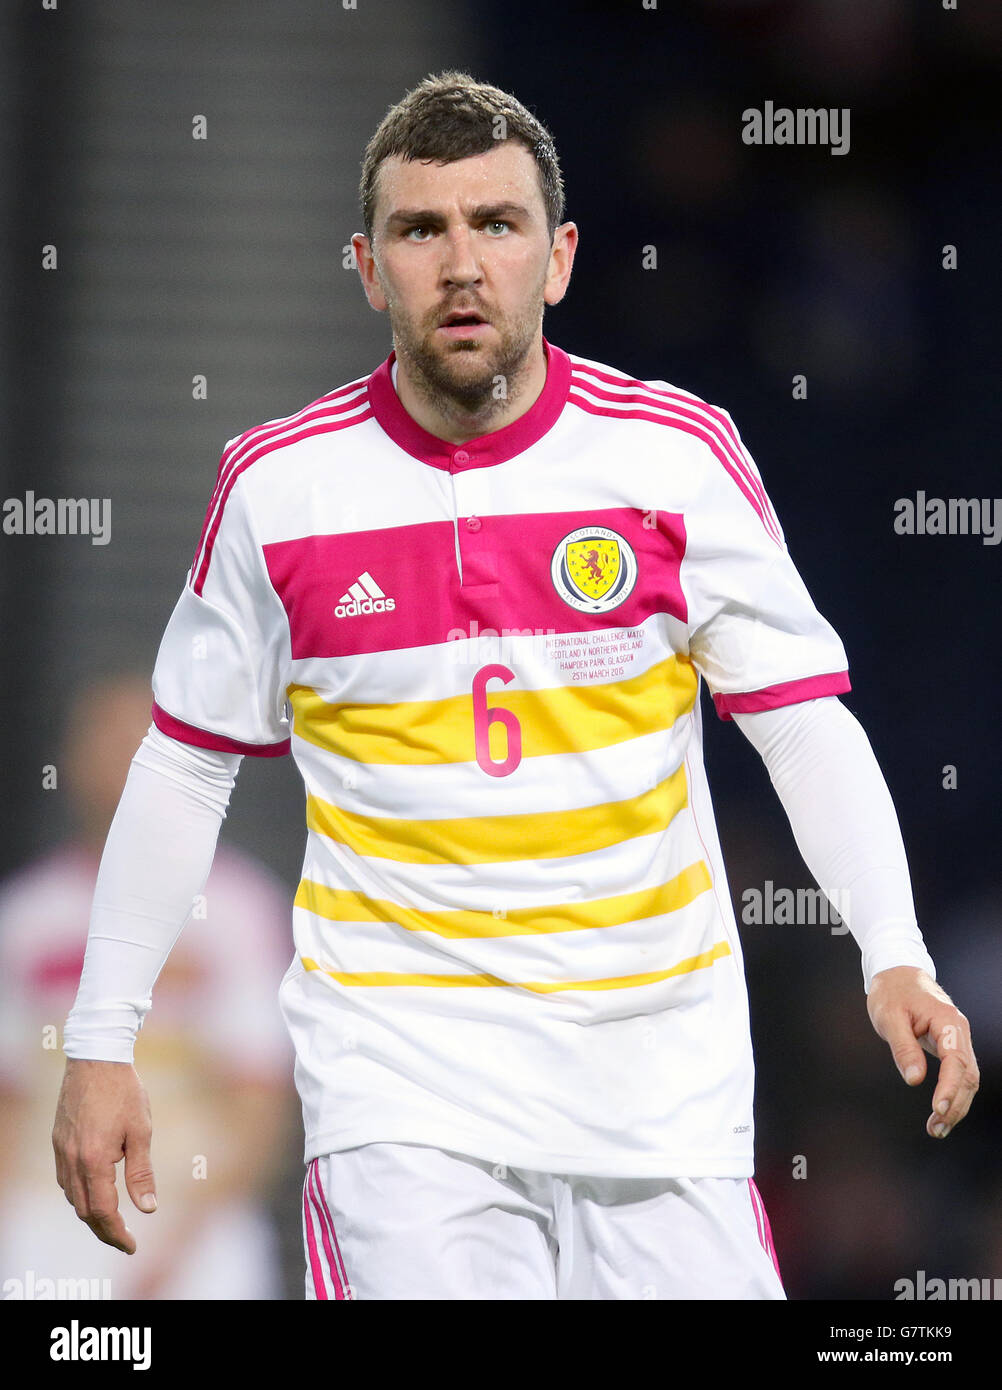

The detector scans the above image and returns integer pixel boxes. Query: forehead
[374,141,545,224]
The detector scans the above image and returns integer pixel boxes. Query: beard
[388,279,547,425]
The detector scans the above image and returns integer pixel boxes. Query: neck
[392,337,548,444]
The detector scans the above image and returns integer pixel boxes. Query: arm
[52,727,241,1252]
[733,696,979,1138]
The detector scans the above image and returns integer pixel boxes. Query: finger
[875,1011,927,1086]
[79,1159,136,1254]
[124,1135,158,1216]
[927,1038,980,1138]
[84,1207,137,1256]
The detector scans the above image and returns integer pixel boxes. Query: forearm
[63,727,241,1062]
[733,697,936,992]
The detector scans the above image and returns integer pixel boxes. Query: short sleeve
[152,465,291,756]
[682,412,851,721]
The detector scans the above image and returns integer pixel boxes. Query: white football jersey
[151,339,850,1176]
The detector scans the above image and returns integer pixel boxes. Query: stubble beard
[390,286,547,428]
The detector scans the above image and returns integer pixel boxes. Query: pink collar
[366,336,571,471]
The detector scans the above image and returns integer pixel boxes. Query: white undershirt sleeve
[732,697,937,993]
[62,726,242,1063]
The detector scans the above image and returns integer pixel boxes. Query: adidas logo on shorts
[334,570,396,617]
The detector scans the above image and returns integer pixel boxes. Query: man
[54,71,978,1300]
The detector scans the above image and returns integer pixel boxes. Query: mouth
[436,309,492,340]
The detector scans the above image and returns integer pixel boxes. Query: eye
[404,225,432,241]
[484,220,510,236]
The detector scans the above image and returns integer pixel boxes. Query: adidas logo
[334,570,396,618]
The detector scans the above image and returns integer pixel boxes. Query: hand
[52,1058,157,1253]
[866,966,979,1139]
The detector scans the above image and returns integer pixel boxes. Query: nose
[440,223,482,287]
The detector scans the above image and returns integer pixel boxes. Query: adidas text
[335,596,396,618]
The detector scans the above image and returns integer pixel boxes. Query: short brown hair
[359,70,565,244]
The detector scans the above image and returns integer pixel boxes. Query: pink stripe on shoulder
[573,361,775,509]
[712,671,851,721]
[569,362,783,546]
[191,379,370,584]
[151,701,291,757]
[191,384,373,596]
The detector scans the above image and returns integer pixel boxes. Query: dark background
[2,0,999,1300]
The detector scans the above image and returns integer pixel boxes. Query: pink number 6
[472,664,522,777]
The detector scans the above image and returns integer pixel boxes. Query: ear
[543,222,578,307]
[352,232,388,312]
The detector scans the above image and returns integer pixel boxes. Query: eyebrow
[384,202,533,231]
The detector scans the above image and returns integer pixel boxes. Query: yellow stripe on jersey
[305,763,688,865]
[287,654,697,765]
[299,938,731,991]
[295,858,712,939]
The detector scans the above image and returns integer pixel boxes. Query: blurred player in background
[1,675,296,1298]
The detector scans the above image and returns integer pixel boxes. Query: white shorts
[302,1143,785,1300]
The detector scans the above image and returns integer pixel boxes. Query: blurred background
[1,0,998,1300]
